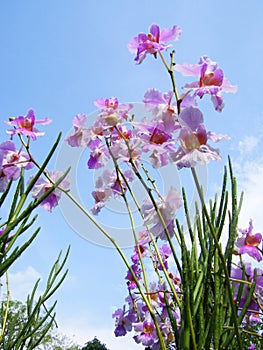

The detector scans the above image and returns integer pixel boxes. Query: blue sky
[1,1,263,348]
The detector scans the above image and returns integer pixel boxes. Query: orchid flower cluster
[1,110,70,210]
[64,23,263,349]
[1,108,70,274]
[0,111,72,348]
[3,23,263,350]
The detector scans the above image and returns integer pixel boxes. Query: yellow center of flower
[143,322,154,333]
[18,118,33,131]
[181,133,200,150]
[245,235,259,247]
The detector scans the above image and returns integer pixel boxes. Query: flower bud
[104,113,119,126]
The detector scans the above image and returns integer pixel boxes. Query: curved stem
[158,51,181,114]
[63,190,166,349]
[141,163,182,275]
[115,126,182,307]
[105,139,150,296]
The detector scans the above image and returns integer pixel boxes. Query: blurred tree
[82,337,109,350]
[0,298,80,350]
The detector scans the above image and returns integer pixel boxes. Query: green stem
[63,190,167,349]
[0,269,10,342]
[105,139,150,296]
[158,51,181,114]
[114,127,183,310]
[140,164,182,275]
[191,167,242,349]
[9,133,62,225]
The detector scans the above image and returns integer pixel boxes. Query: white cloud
[7,264,141,349]
[235,158,263,229]
[6,266,140,349]
[238,135,259,155]
[8,266,42,301]
[56,313,141,350]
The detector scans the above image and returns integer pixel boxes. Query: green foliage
[0,299,80,350]
[0,132,69,278]
[0,248,70,349]
[173,160,262,349]
[82,337,109,350]
[0,134,72,349]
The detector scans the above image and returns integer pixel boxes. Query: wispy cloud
[7,266,140,349]
[9,266,42,301]
[238,135,259,155]
[235,158,263,229]
[56,313,141,350]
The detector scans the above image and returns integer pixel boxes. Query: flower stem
[0,269,10,342]
[62,189,167,349]
[158,51,181,114]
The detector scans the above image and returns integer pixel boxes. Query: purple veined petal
[25,108,35,123]
[213,68,224,85]
[136,33,149,44]
[3,165,21,180]
[183,81,200,89]
[94,98,107,108]
[165,186,183,211]
[149,147,170,168]
[34,117,52,125]
[65,130,85,147]
[143,88,171,110]
[25,109,51,125]
[239,246,263,262]
[253,232,263,243]
[143,88,165,105]
[159,244,172,258]
[174,62,202,76]
[0,140,16,153]
[6,116,24,127]
[207,131,230,143]
[128,33,149,55]
[180,93,198,108]
[160,25,182,43]
[127,36,140,53]
[72,113,87,127]
[29,170,70,212]
[134,48,147,64]
[195,85,222,97]
[211,94,225,112]
[179,106,204,130]
[248,219,254,233]
[198,56,219,69]
[238,219,253,236]
[141,41,163,55]
[149,24,160,41]
[0,175,9,193]
[175,145,221,169]
[91,200,106,215]
[25,108,33,117]
[222,78,238,93]
[88,154,102,169]
[235,236,245,248]
[123,169,134,182]
[6,128,44,141]
[41,194,59,212]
